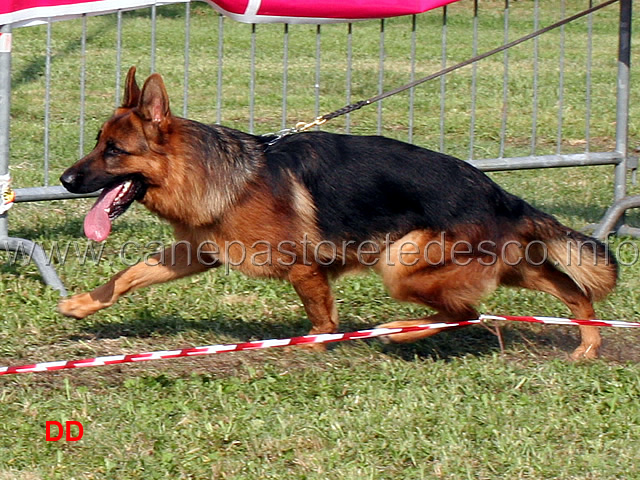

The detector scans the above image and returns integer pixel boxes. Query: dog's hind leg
[59,242,214,319]
[375,264,487,343]
[377,309,479,344]
[289,265,338,351]
[374,231,496,344]
[504,262,601,360]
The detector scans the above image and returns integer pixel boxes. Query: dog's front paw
[58,293,103,319]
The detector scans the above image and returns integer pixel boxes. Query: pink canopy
[1,0,460,27]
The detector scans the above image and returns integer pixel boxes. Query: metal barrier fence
[0,0,636,293]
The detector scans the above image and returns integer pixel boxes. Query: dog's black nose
[60,170,79,191]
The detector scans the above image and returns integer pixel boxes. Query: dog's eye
[105,142,128,157]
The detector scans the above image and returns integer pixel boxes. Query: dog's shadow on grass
[376,325,581,362]
[76,309,582,362]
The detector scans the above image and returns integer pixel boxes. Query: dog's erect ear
[138,73,171,125]
[122,66,141,109]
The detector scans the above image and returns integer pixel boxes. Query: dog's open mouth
[84,178,145,242]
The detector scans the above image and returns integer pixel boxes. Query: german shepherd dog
[59,67,617,359]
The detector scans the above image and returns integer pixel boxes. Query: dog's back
[263,131,532,240]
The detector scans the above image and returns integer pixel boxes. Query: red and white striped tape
[1,314,638,376]
[479,314,640,329]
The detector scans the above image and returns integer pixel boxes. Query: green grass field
[2,1,640,478]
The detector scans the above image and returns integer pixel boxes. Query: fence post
[591,0,636,239]
[0,23,14,240]
[0,23,67,295]
[614,0,631,203]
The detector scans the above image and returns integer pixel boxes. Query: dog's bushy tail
[531,213,618,302]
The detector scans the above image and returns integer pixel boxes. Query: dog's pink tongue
[83,185,122,242]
